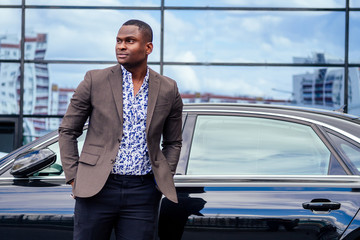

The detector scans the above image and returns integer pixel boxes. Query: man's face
[115,25,153,68]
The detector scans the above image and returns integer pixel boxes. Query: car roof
[183,103,360,138]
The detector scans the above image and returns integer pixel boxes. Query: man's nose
[117,41,126,50]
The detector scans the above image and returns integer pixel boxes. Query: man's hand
[69,180,75,199]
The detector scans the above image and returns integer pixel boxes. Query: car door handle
[302,198,341,211]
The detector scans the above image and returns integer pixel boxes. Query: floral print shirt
[111,65,152,175]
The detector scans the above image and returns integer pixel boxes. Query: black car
[1,103,360,240]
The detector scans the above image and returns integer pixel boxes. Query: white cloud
[175,51,197,62]
[164,11,195,40]
[25,0,159,7]
[239,15,281,34]
[167,66,201,93]
[271,35,292,48]
[222,0,343,8]
[240,17,263,33]
[24,9,160,60]
[163,11,198,61]
[165,65,297,100]
[260,42,273,52]
[0,9,21,36]
[0,0,21,4]
[205,77,266,97]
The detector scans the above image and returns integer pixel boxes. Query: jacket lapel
[108,64,123,123]
[146,69,160,134]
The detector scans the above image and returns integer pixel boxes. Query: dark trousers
[73,174,162,240]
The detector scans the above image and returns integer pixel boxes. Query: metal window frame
[0,0,359,147]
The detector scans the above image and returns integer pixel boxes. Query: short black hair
[123,19,153,42]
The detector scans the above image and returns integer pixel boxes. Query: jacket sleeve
[58,71,92,184]
[161,82,183,175]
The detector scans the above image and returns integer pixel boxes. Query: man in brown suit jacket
[59,19,183,240]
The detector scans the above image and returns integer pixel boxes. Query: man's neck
[122,62,147,82]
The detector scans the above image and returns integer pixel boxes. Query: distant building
[0,34,20,114]
[0,32,50,141]
[292,53,360,115]
[50,84,74,130]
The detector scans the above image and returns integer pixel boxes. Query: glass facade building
[0,0,360,151]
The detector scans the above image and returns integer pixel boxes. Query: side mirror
[10,148,56,177]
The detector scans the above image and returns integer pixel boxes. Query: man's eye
[127,39,135,43]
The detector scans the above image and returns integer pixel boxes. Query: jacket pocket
[79,145,104,166]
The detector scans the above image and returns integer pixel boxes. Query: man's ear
[146,42,153,55]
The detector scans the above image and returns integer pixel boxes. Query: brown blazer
[58,64,183,203]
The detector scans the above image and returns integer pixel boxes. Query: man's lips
[116,53,128,58]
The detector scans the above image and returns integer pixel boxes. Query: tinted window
[187,115,330,175]
[328,132,360,173]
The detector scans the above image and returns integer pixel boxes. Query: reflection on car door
[159,114,360,240]
[161,176,360,240]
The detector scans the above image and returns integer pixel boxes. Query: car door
[159,113,360,240]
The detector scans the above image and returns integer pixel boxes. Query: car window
[327,132,360,173]
[187,115,331,175]
[35,130,87,176]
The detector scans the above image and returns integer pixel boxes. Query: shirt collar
[121,65,150,84]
